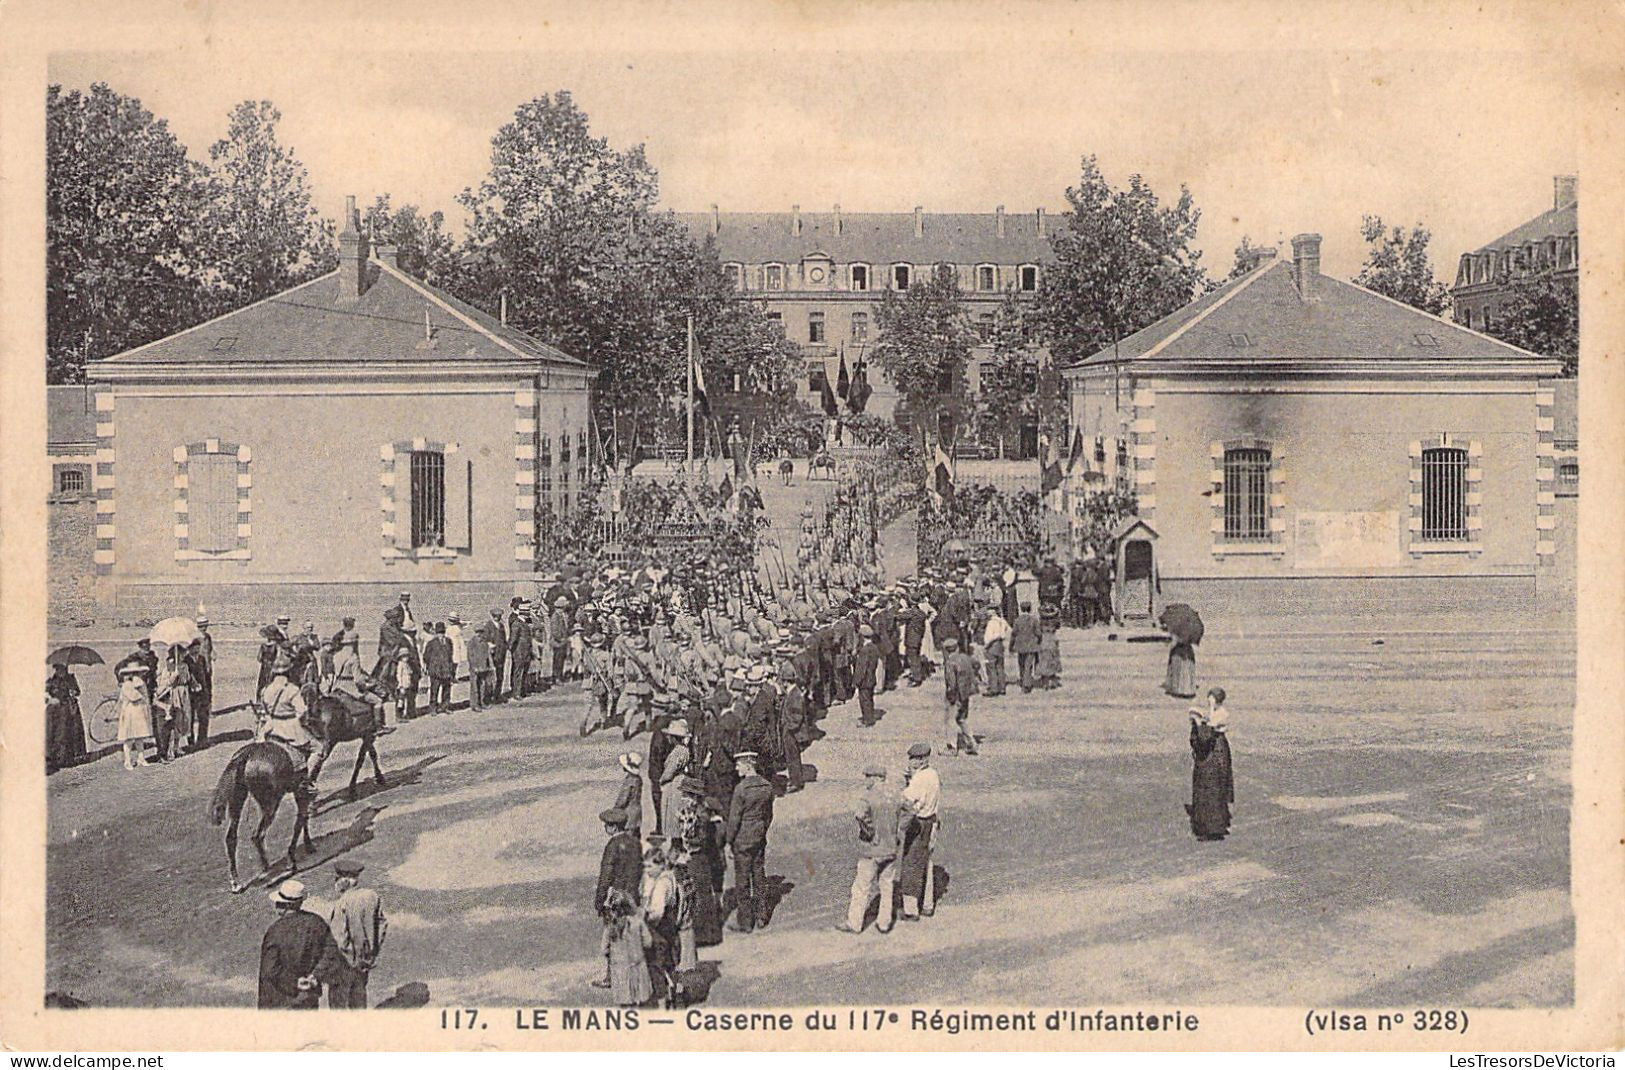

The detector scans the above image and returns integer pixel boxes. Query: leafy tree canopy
[870,263,977,445]
[1353,215,1448,315]
[1483,272,1578,376]
[1037,155,1208,365]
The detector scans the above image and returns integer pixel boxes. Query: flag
[836,349,850,399]
[693,358,710,422]
[1067,428,1086,472]
[718,472,734,504]
[819,370,839,417]
[847,359,872,414]
[1042,456,1064,494]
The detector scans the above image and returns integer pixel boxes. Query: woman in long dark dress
[45,664,86,771]
[1186,687,1234,840]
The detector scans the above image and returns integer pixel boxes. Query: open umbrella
[149,616,203,646]
[47,645,104,667]
[1158,603,1204,645]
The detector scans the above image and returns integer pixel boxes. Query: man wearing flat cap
[725,752,775,933]
[258,879,342,1009]
[325,859,388,1009]
[837,764,903,933]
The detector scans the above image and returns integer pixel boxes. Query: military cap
[335,859,364,877]
[599,807,628,826]
[907,742,932,759]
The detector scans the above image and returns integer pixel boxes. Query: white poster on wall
[1294,510,1405,569]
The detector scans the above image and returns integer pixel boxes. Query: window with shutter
[189,453,238,553]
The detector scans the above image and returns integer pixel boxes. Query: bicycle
[85,693,122,745]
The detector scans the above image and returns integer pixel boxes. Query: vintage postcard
[2,0,1622,1054]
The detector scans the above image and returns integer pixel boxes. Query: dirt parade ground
[45,612,1574,1009]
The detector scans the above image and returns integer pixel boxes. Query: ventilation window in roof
[212,336,237,352]
[1227,333,1252,348]
[1413,332,1440,347]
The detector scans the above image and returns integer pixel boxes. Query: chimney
[996,205,1006,239]
[1291,232,1322,302]
[792,204,802,237]
[833,204,842,236]
[374,241,400,269]
[914,206,924,238]
[1035,207,1046,237]
[1554,174,1577,209]
[336,195,369,303]
[709,204,719,237]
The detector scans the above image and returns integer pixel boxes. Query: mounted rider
[260,653,325,790]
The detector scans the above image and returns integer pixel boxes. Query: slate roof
[47,384,104,445]
[1471,199,1578,255]
[97,259,587,368]
[674,210,1058,266]
[1072,256,1543,367]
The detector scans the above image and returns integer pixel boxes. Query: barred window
[409,450,446,548]
[560,434,572,514]
[538,436,554,515]
[1421,447,1469,540]
[189,452,240,553]
[57,466,86,496]
[1558,460,1579,487]
[1222,447,1272,540]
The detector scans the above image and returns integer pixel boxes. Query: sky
[48,16,1583,283]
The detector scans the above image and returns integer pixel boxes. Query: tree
[205,100,334,308]
[1229,235,1271,279]
[1483,272,1578,376]
[1353,215,1448,314]
[453,91,795,460]
[871,264,977,447]
[46,83,217,383]
[1037,155,1209,366]
[975,289,1041,456]
[362,195,456,285]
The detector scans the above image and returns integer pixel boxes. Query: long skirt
[898,815,936,899]
[1189,727,1234,840]
[1164,642,1197,698]
[117,697,153,743]
[46,700,87,767]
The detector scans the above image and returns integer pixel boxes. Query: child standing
[600,888,652,1008]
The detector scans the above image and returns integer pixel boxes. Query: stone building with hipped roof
[82,197,593,620]
[677,206,1056,456]
[1062,233,1565,617]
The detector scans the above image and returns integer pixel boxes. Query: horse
[207,677,387,893]
[809,451,837,481]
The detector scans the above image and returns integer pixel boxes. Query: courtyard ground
[45,608,1574,1008]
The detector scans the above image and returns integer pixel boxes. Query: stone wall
[48,498,99,623]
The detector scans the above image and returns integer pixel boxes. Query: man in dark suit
[486,609,508,703]
[831,611,858,702]
[853,624,881,727]
[941,637,981,756]
[1036,555,1066,617]
[591,807,644,989]
[945,580,974,653]
[258,879,342,1009]
[898,598,928,686]
[507,601,533,700]
[423,622,455,715]
[1010,601,1043,694]
[871,596,901,692]
[726,753,775,933]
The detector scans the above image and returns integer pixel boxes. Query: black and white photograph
[3,0,1622,1054]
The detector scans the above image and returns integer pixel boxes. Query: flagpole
[686,312,695,467]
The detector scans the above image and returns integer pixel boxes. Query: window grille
[850,312,869,342]
[1420,447,1469,540]
[58,467,86,495]
[560,435,572,514]
[1558,460,1579,487]
[409,450,446,548]
[1222,447,1272,540]
[188,452,239,553]
[808,311,826,344]
[538,437,554,516]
